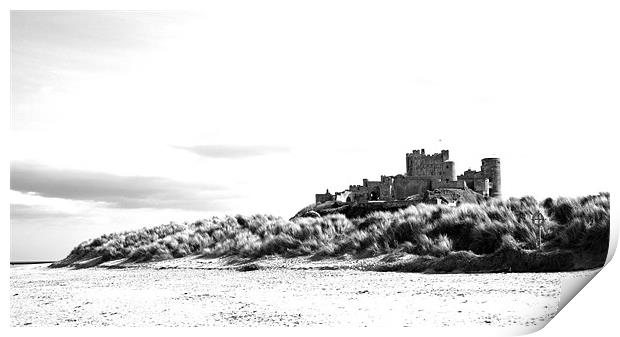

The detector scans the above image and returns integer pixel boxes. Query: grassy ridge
[51,193,610,272]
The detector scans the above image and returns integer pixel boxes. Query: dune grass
[51,193,610,272]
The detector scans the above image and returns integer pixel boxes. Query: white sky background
[9,3,619,261]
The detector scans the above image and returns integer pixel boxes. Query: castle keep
[315,149,501,204]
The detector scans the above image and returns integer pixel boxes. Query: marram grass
[51,193,610,272]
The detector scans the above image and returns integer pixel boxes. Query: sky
[10,5,619,261]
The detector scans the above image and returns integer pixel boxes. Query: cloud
[10,204,74,220]
[10,162,232,211]
[11,11,179,50]
[11,11,190,129]
[174,144,290,159]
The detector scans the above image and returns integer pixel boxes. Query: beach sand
[10,257,597,329]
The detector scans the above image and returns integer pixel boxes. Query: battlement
[406,149,449,161]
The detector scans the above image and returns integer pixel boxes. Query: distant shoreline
[10,261,54,265]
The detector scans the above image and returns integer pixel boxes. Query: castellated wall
[346,185,369,203]
[406,149,456,182]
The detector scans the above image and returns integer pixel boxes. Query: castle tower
[481,158,501,198]
[405,149,455,180]
[444,161,457,181]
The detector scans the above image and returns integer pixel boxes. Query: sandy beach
[10,257,598,328]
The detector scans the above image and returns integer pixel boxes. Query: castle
[316,149,501,204]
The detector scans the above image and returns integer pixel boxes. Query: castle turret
[444,161,457,182]
[481,158,501,198]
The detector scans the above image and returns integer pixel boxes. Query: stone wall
[346,185,369,203]
[393,175,433,200]
[431,180,467,190]
[474,179,490,197]
[315,190,333,204]
[405,149,455,181]
[363,176,395,201]
[457,169,490,196]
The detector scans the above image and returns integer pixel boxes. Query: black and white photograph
[7,1,618,334]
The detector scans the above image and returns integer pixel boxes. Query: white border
[4,1,619,336]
